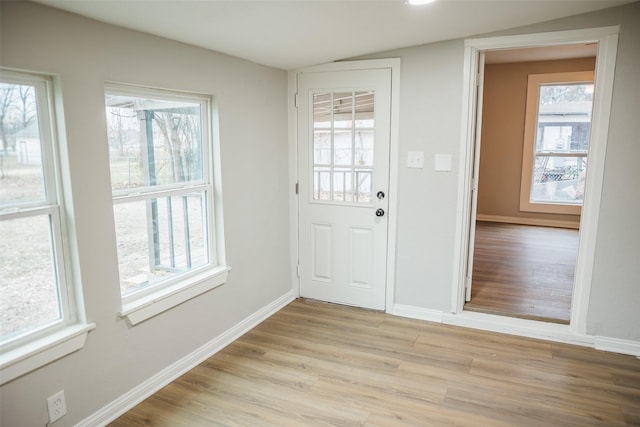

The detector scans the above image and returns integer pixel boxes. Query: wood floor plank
[466,221,578,323]
[109,299,640,426]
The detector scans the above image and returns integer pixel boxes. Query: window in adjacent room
[520,71,595,215]
[105,84,227,322]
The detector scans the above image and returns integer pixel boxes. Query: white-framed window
[520,71,595,215]
[0,69,92,385]
[105,84,227,324]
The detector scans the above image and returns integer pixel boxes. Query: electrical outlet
[46,390,67,423]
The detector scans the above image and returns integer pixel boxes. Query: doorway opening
[465,45,596,324]
[455,26,619,335]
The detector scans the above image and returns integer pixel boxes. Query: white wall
[359,2,640,341]
[2,1,639,425]
[0,2,290,426]
[380,39,466,312]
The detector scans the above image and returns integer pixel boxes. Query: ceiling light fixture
[407,0,438,5]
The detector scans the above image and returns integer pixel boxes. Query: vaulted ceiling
[34,0,633,70]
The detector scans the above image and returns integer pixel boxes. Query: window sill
[520,200,582,215]
[0,322,96,386]
[120,265,231,326]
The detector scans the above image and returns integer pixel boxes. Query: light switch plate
[434,154,452,172]
[407,151,424,169]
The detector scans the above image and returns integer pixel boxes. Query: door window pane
[333,92,353,129]
[355,130,374,167]
[333,130,352,166]
[354,91,374,128]
[312,91,374,204]
[313,166,331,201]
[355,170,372,203]
[313,93,331,128]
[313,130,331,165]
[333,168,353,202]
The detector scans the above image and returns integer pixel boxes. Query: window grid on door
[312,91,374,204]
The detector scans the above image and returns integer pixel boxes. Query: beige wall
[477,57,596,226]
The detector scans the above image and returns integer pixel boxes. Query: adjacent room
[465,46,596,324]
[1,1,639,426]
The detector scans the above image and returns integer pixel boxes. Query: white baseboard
[390,306,640,357]
[476,214,580,229]
[442,311,594,347]
[595,336,640,357]
[390,304,444,323]
[77,290,296,427]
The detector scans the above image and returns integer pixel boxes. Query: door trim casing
[289,58,401,311]
[453,26,620,335]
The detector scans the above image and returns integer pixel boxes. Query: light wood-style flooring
[110,299,640,426]
[465,221,579,323]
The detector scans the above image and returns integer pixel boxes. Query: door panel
[311,223,332,282]
[298,69,391,310]
[349,226,373,288]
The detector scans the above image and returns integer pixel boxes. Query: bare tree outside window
[105,88,212,298]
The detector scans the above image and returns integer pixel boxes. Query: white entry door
[297,68,392,310]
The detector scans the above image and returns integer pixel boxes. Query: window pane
[536,84,592,154]
[333,92,353,129]
[354,91,374,128]
[355,170,372,203]
[313,167,330,201]
[355,130,374,167]
[333,168,353,202]
[0,215,61,339]
[531,156,587,203]
[313,92,331,129]
[113,193,208,296]
[313,130,331,165]
[0,82,46,206]
[334,130,352,166]
[105,94,203,191]
[311,90,375,204]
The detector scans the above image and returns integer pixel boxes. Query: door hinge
[295,181,299,195]
[476,72,481,87]
[294,93,298,108]
[296,264,300,277]
[472,178,478,192]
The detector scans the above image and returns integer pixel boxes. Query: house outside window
[520,71,595,215]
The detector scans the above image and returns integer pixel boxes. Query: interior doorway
[455,27,620,335]
[464,45,596,324]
